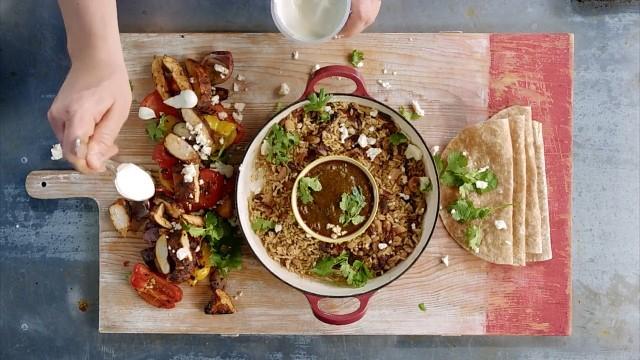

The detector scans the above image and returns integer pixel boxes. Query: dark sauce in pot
[298,160,374,237]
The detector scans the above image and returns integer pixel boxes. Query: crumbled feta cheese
[192,144,201,151]
[400,175,408,184]
[475,180,488,189]
[181,164,197,183]
[201,145,212,156]
[404,144,423,160]
[233,82,240,92]
[366,147,382,161]
[462,151,468,156]
[478,166,489,173]
[451,209,457,215]
[274,224,283,233]
[214,63,229,75]
[378,243,388,250]
[188,77,195,84]
[232,112,243,122]
[313,64,321,72]
[211,161,234,178]
[138,106,156,120]
[278,83,290,96]
[356,61,364,68]
[338,125,349,143]
[370,110,378,118]
[411,100,425,117]
[199,179,204,185]
[234,102,246,112]
[432,145,440,155]
[236,74,245,81]
[367,137,377,145]
[357,134,369,148]
[50,143,63,160]
[441,255,449,267]
[292,51,299,60]
[495,220,508,230]
[164,89,198,109]
[392,71,398,76]
[377,79,391,89]
[411,223,417,231]
[399,193,410,201]
[382,68,388,74]
[221,100,232,109]
[217,112,228,120]
[324,105,334,114]
[368,126,375,132]
[176,247,190,261]
[173,222,182,231]
[210,94,220,106]
[260,140,271,156]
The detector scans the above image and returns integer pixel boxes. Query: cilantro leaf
[185,212,242,276]
[389,132,408,146]
[473,168,498,193]
[398,106,421,121]
[339,186,367,226]
[251,217,275,234]
[438,151,500,197]
[145,114,168,142]
[433,153,445,175]
[265,124,299,165]
[418,303,427,312]
[447,198,492,223]
[303,89,333,122]
[465,224,482,252]
[298,176,323,204]
[446,151,468,173]
[312,251,372,288]
[350,49,364,67]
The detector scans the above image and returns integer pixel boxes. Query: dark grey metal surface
[1,1,638,359]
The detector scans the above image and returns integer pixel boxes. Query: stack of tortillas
[439,106,551,265]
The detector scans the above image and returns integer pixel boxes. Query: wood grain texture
[24,33,571,335]
[487,33,573,336]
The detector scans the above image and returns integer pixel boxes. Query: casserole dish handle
[304,292,375,325]
[300,65,371,100]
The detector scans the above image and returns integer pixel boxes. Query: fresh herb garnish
[274,102,284,113]
[303,89,332,122]
[145,114,168,142]
[465,224,482,252]
[398,106,421,121]
[434,153,445,175]
[447,198,492,223]
[298,176,322,204]
[339,186,367,226]
[184,212,242,276]
[439,151,498,197]
[265,124,299,165]
[251,217,275,234]
[389,132,408,146]
[419,177,433,193]
[418,303,427,312]
[350,49,364,67]
[312,250,373,287]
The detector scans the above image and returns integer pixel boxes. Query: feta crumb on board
[181,164,197,183]
[292,51,299,60]
[50,143,63,160]
[376,79,391,89]
[355,61,364,68]
[236,74,246,81]
[233,82,240,92]
[234,102,246,112]
[220,100,232,109]
[494,220,508,230]
[411,100,425,117]
[432,145,440,155]
[232,112,243,122]
[441,255,449,267]
[278,83,290,96]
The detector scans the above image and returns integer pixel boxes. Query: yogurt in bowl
[271,0,351,43]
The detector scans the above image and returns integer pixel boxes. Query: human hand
[339,0,382,37]
[48,55,132,173]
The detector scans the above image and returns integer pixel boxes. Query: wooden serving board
[26,33,572,335]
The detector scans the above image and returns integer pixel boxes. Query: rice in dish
[249,98,432,287]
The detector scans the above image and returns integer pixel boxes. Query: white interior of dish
[237,95,439,297]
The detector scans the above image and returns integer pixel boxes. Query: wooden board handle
[25,170,113,202]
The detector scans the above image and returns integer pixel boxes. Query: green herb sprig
[251,217,275,234]
[438,151,498,197]
[339,186,367,226]
[313,250,373,287]
[303,89,332,122]
[298,176,322,204]
[184,212,242,276]
[265,124,299,165]
[389,132,408,146]
[350,49,364,67]
[398,106,421,121]
[145,114,168,142]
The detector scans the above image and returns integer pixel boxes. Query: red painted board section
[486,34,573,335]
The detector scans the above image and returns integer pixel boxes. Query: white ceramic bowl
[271,0,351,43]
[236,66,440,324]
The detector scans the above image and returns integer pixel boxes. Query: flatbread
[506,115,527,266]
[527,121,552,262]
[439,117,514,265]
[492,106,542,254]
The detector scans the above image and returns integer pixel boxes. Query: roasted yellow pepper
[203,114,238,147]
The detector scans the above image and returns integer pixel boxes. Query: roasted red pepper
[188,168,225,211]
[130,263,183,309]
